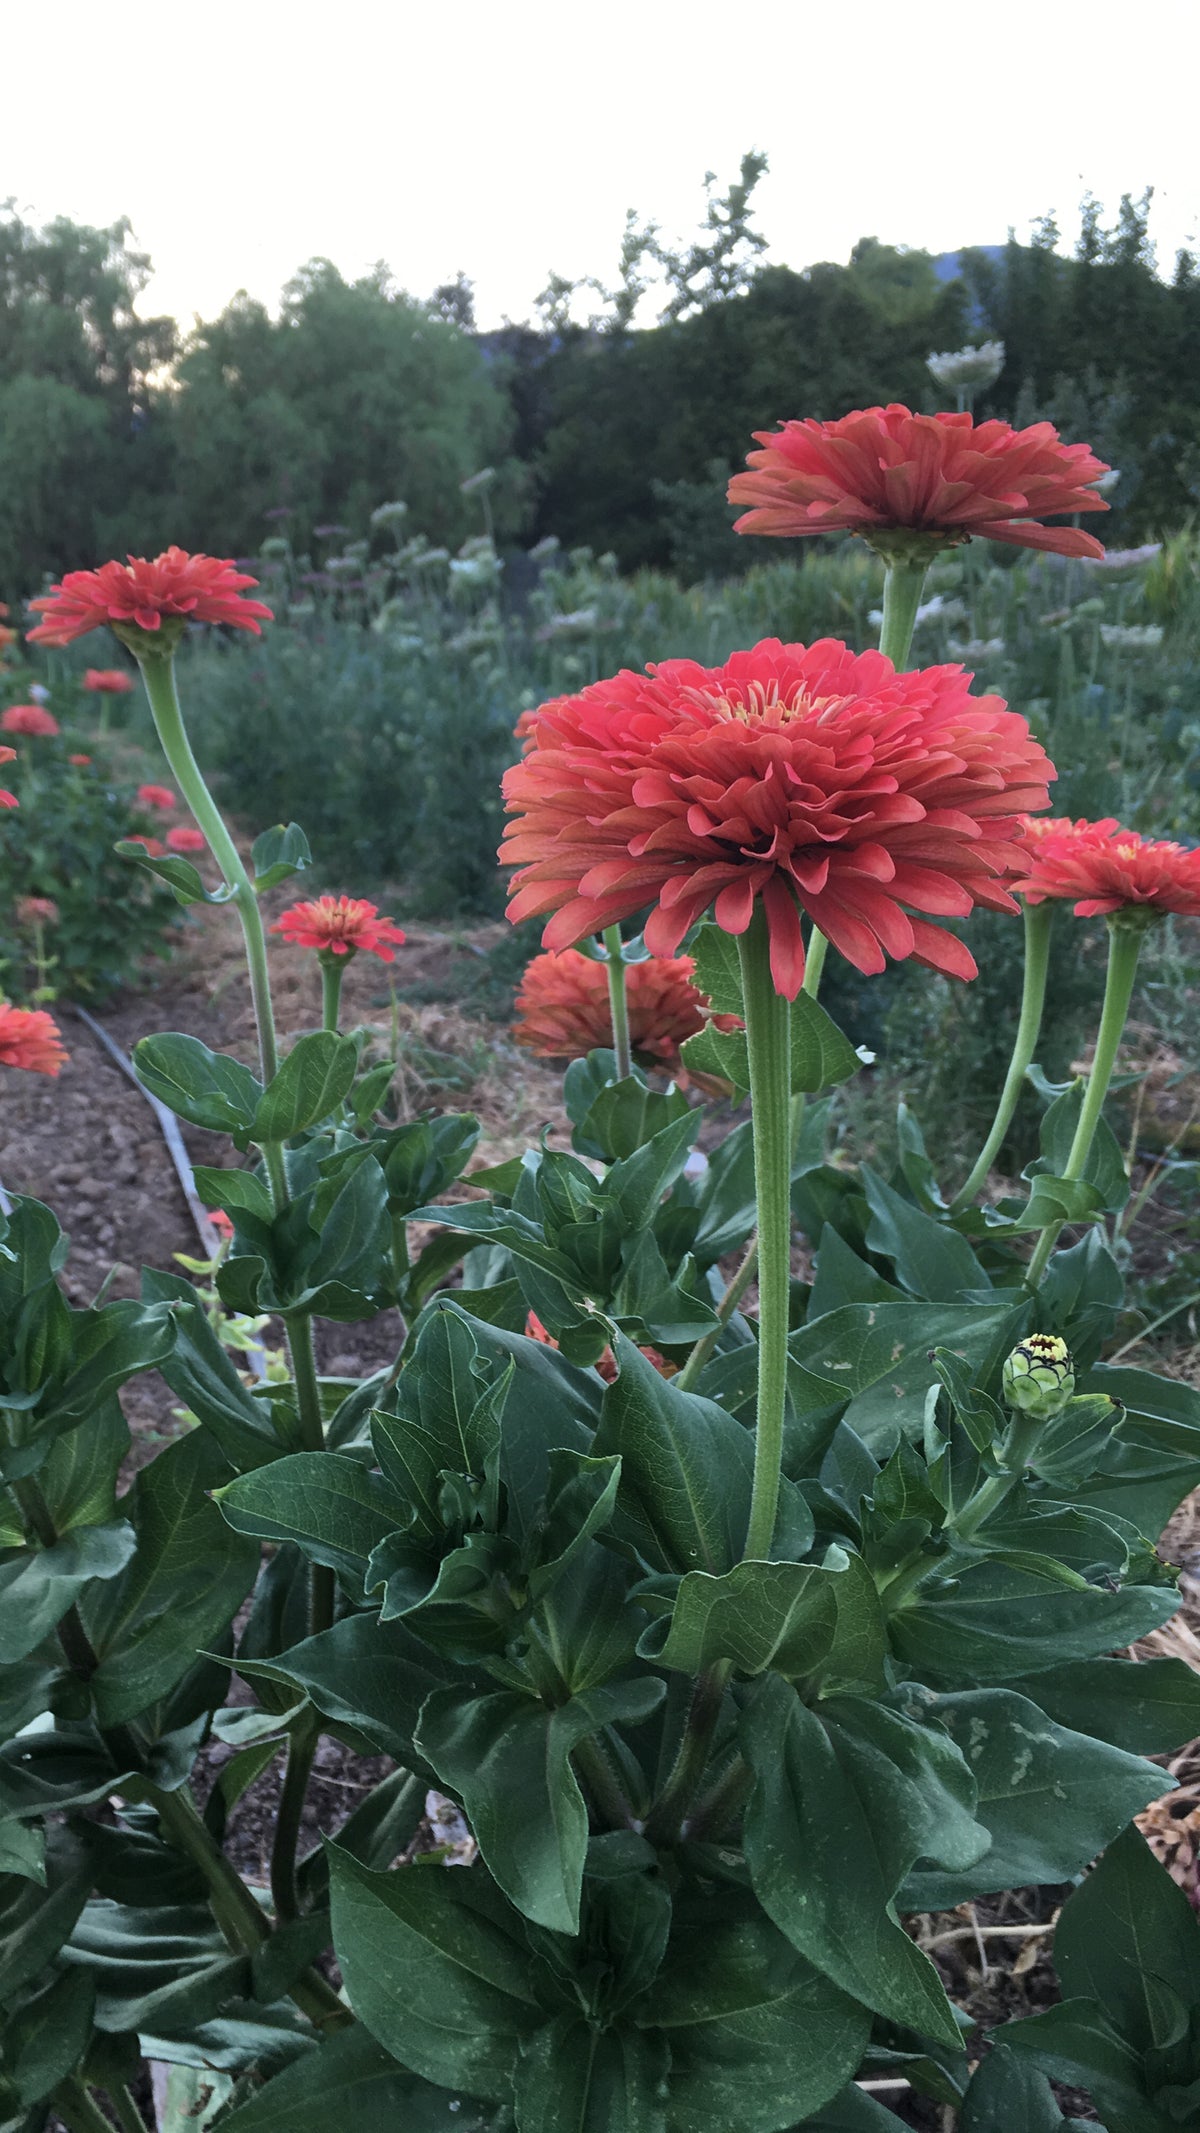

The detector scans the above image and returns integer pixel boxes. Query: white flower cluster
[1098,624,1164,651]
[926,340,1006,396]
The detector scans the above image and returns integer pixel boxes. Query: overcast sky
[9,0,1196,331]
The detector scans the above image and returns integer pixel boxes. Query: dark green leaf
[0,1521,135,1663]
[592,1336,753,1573]
[960,2044,1069,2131]
[9,1965,95,2106]
[214,2021,490,2131]
[253,1033,360,1142]
[133,1033,262,1136]
[115,841,231,907]
[890,1558,1179,1682]
[1003,1998,1167,2132]
[861,1168,989,1302]
[515,2016,669,2133]
[250,821,313,892]
[235,1612,459,1764]
[786,1299,1026,1453]
[1007,1656,1200,1755]
[645,1550,885,1694]
[0,1830,92,2000]
[1027,1076,1129,1213]
[217,1452,406,1602]
[1054,1823,1200,2061]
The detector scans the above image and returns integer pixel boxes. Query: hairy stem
[674,1238,759,1394]
[603,924,632,1080]
[951,900,1053,1211]
[738,908,792,1560]
[877,559,930,669]
[1025,918,1146,1288]
[645,1661,732,1844]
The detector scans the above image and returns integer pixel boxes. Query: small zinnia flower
[524,1310,675,1381]
[137,783,177,812]
[727,407,1110,561]
[271,894,407,961]
[28,548,273,649]
[166,825,207,854]
[210,1208,235,1242]
[0,744,17,809]
[125,833,166,858]
[69,753,93,768]
[1,704,59,737]
[15,896,60,929]
[0,1003,68,1075]
[502,638,1054,997]
[84,668,135,694]
[1013,819,1200,920]
[514,948,739,1073]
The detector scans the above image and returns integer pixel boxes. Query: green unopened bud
[1002,1335,1075,1420]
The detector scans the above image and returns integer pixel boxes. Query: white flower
[27,683,50,704]
[926,340,1005,394]
[371,499,409,526]
[1098,624,1164,651]
[1093,468,1121,496]
[948,636,1007,661]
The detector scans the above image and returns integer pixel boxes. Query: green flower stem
[53,2081,123,2133]
[951,900,1053,1211]
[877,559,930,670]
[136,655,279,1084]
[951,1410,1045,1544]
[802,925,830,998]
[270,1710,320,1921]
[286,1314,335,1636]
[1024,918,1146,1289]
[645,1660,732,1845]
[738,906,793,1561]
[320,955,347,1033]
[674,1238,758,1393]
[603,924,632,1079]
[687,1751,753,1842]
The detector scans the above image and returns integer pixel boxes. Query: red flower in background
[209,1209,235,1242]
[28,549,273,646]
[166,825,207,853]
[524,1311,676,1381]
[16,897,59,928]
[502,638,1054,998]
[84,668,135,693]
[137,784,177,812]
[2,704,59,737]
[125,834,165,858]
[1013,819,1200,918]
[0,1004,67,1075]
[0,743,16,809]
[69,754,93,768]
[728,407,1110,560]
[272,895,407,961]
[514,948,740,1072]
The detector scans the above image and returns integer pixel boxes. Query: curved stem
[738,907,792,1560]
[802,926,829,998]
[951,1410,1044,1543]
[877,559,930,670]
[136,656,278,1084]
[951,900,1053,1211]
[674,1238,758,1393]
[270,1713,319,1921]
[1025,919,1145,1289]
[603,924,632,1080]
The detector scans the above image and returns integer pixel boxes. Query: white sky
[8,0,1197,332]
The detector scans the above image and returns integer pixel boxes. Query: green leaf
[740,1676,973,2045]
[644,1551,885,1694]
[415,1679,664,1933]
[860,1167,989,1302]
[592,1336,753,1573]
[960,2044,1070,2131]
[640,1899,869,2132]
[214,2022,490,2131]
[515,2016,668,2133]
[1007,1656,1200,1755]
[134,1033,262,1137]
[1027,1075,1130,1213]
[789,990,862,1095]
[25,1401,129,1534]
[794,2086,908,2130]
[251,821,313,892]
[149,1285,281,1471]
[9,1965,95,2107]
[60,1896,247,2033]
[152,2064,236,2132]
[1054,1822,1200,2060]
[0,1818,46,1881]
[1003,1998,1169,2132]
[29,1299,176,1449]
[81,1432,260,1726]
[1030,1392,1122,1486]
[216,1452,407,1602]
[236,1612,459,1765]
[253,1032,360,1142]
[679,1022,748,1096]
[889,1558,1180,1683]
[115,840,230,907]
[0,1830,92,2000]
[894,1687,1169,1909]
[0,1521,136,1664]
[687,923,745,1016]
[576,1077,694,1163]
[786,1299,1026,1452]
[326,1842,544,2098]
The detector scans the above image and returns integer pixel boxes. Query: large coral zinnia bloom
[1013,819,1200,918]
[0,1004,67,1076]
[28,549,273,646]
[272,895,407,961]
[502,639,1054,997]
[514,948,739,1071]
[1,704,59,737]
[728,407,1110,560]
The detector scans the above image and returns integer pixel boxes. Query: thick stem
[572,1733,639,1831]
[137,656,279,1085]
[645,1661,732,1844]
[320,955,346,1033]
[1024,919,1145,1288]
[951,1410,1044,1543]
[286,1313,336,1636]
[951,900,1053,1211]
[53,2081,122,2133]
[114,2084,149,2133]
[686,1751,753,1842]
[801,925,829,998]
[270,1714,319,1921]
[674,1238,758,1394]
[877,559,930,670]
[603,925,632,1080]
[738,909,792,1561]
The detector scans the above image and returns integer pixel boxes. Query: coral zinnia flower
[272,895,407,961]
[0,743,16,809]
[1013,819,1200,918]
[514,948,739,1072]
[0,1003,67,1075]
[27,549,273,647]
[166,825,207,853]
[125,834,165,858]
[728,407,1110,561]
[502,638,1054,997]
[69,754,92,768]
[1,704,59,737]
[524,1310,675,1381]
[137,784,177,812]
[16,896,59,928]
[84,668,135,693]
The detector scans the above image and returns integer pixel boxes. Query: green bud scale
[1002,1334,1075,1420]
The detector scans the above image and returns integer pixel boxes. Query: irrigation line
[69,1005,267,1380]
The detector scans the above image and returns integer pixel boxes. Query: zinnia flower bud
[1002,1335,1075,1419]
